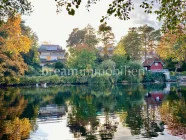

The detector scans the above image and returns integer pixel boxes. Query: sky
[23,0,161,49]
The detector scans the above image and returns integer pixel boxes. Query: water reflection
[0,88,31,140]
[1,83,186,140]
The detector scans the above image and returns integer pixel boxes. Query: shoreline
[0,81,178,88]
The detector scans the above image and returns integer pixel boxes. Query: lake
[0,83,186,140]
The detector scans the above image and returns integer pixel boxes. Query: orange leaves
[0,14,31,54]
[0,15,31,84]
[4,117,31,140]
[157,29,186,62]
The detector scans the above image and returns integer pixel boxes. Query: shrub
[143,71,166,82]
[88,74,112,86]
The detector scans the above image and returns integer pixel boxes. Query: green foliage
[99,59,116,70]
[98,23,115,50]
[0,0,32,24]
[88,75,115,86]
[18,74,119,86]
[143,71,166,82]
[118,62,143,83]
[127,62,143,70]
[122,29,142,61]
[164,58,177,71]
[66,25,99,47]
[112,55,128,69]
[67,46,97,70]
[138,25,161,58]
[25,65,41,76]
[20,20,41,75]
[55,61,64,69]
[143,83,166,91]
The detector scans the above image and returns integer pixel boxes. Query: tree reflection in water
[159,87,186,139]
[0,88,31,140]
[2,84,186,139]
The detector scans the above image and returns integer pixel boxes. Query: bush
[25,65,41,76]
[143,71,166,82]
[19,75,89,85]
[88,74,116,86]
[99,59,116,70]
[117,62,143,83]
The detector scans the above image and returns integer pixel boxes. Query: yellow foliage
[157,29,186,62]
[4,117,31,140]
[0,14,31,54]
[113,41,126,56]
[0,15,32,84]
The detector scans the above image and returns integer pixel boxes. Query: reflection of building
[38,44,67,66]
[145,92,164,106]
[38,104,65,118]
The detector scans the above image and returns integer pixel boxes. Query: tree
[157,28,186,71]
[113,38,126,56]
[20,21,40,69]
[112,55,128,69]
[1,1,185,32]
[55,61,64,69]
[121,29,142,61]
[98,23,115,56]
[67,44,97,69]
[0,15,31,84]
[137,25,161,60]
[3,117,31,140]
[67,25,99,47]
[99,59,116,70]
[56,0,186,32]
[0,0,32,24]
[67,28,86,47]
[84,24,99,47]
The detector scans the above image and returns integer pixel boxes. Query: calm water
[1,83,186,140]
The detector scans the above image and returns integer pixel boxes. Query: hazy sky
[23,0,161,48]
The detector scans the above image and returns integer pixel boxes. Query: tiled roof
[38,44,65,52]
[142,57,162,67]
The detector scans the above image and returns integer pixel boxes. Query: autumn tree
[0,88,30,140]
[3,117,31,140]
[0,15,31,84]
[157,28,186,71]
[113,38,126,56]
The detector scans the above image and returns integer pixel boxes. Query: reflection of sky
[29,114,180,140]
[29,119,74,140]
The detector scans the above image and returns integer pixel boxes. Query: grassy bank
[0,70,169,86]
[18,75,117,86]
